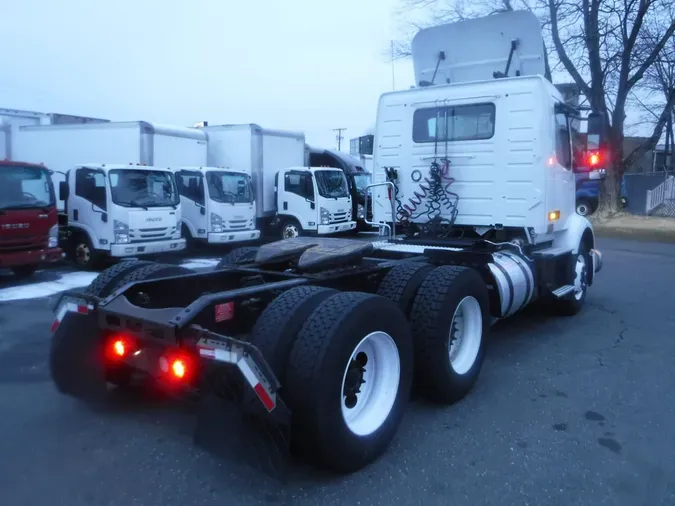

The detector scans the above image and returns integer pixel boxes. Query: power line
[333,128,346,151]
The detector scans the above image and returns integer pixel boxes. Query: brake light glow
[113,339,127,357]
[171,358,186,379]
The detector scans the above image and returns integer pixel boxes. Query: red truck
[0,160,63,278]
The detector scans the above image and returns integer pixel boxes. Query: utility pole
[333,128,346,151]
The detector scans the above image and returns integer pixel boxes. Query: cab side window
[555,112,572,170]
[75,168,106,210]
[176,171,204,205]
[285,172,314,200]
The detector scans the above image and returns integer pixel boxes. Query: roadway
[1,237,674,506]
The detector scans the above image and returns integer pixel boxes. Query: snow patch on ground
[0,272,98,302]
[0,257,221,302]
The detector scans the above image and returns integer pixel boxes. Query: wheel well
[581,228,594,252]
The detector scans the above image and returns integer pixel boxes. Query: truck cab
[275,166,356,238]
[0,160,63,278]
[173,166,260,245]
[307,147,373,230]
[59,164,185,269]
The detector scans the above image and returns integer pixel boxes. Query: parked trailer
[48,11,605,475]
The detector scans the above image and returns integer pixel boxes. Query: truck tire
[85,260,154,298]
[376,262,434,316]
[285,292,413,473]
[410,265,490,404]
[109,263,193,295]
[216,247,260,269]
[71,233,105,271]
[11,264,38,279]
[248,286,337,380]
[576,199,594,217]
[281,219,302,239]
[552,243,590,316]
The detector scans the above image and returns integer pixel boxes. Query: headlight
[357,204,364,219]
[48,224,59,248]
[114,220,130,244]
[320,207,330,225]
[211,212,224,233]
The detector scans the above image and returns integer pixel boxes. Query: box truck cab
[173,166,260,245]
[0,160,63,278]
[307,147,373,230]
[59,164,185,269]
[275,166,356,238]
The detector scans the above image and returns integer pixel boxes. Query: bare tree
[393,0,675,214]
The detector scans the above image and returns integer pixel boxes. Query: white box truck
[173,166,260,245]
[200,124,356,239]
[10,121,203,268]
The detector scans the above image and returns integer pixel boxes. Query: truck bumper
[110,239,186,257]
[208,230,261,244]
[0,247,63,268]
[317,221,356,235]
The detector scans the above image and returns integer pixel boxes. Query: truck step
[551,285,575,298]
[531,246,573,259]
[372,241,464,254]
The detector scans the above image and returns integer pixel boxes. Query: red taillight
[588,151,601,167]
[171,359,186,379]
[387,186,392,200]
[107,334,135,360]
[113,340,126,357]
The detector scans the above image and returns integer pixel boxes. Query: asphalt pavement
[1,237,674,506]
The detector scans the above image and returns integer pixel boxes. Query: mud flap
[49,311,108,405]
[194,373,292,481]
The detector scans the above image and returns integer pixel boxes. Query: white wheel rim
[283,224,299,239]
[340,331,400,437]
[448,296,483,375]
[577,204,588,215]
[76,244,90,264]
[573,254,587,300]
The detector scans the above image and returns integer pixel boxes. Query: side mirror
[59,181,70,201]
[586,112,607,150]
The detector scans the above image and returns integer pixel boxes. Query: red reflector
[253,383,276,411]
[50,319,60,333]
[215,302,234,322]
[387,187,392,200]
[77,305,88,314]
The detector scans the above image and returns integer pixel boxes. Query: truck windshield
[0,164,55,210]
[352,173,371,193]
[315,170,349,199]
[205,171,253,204]
[109,169,179,208]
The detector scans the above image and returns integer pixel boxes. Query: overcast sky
[2,0,414,150]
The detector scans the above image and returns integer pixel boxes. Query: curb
[594,226,675,244]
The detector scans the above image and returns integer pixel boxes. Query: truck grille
[330,212,349,224]
[0,234,47,252]
[225,219,255,231]
[129,227,175,243]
